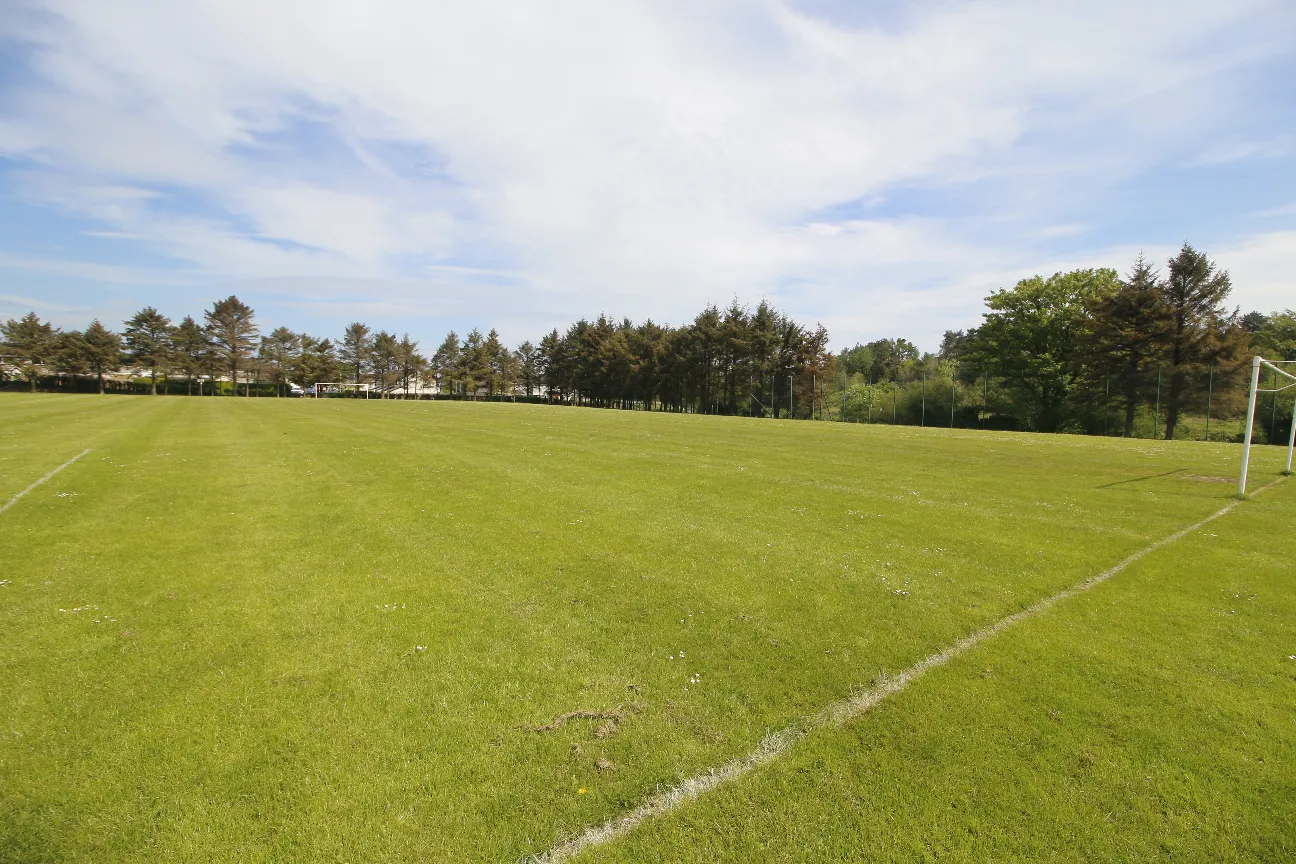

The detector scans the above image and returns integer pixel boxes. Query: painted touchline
[0,448,92,516]
[528,475,1288,863]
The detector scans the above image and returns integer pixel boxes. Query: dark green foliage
[534,301,831,415]
[1161,244,1247,440]
[1,312,58,391]
[340,321,372,385]
[204,296,259,395]
[965,269,1119,432]
[123,307,174,395]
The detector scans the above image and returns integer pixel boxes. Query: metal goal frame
[1238,355,1296,496]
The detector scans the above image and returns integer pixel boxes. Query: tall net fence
[826,362,1294,445]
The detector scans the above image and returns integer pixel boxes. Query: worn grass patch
[0,394,1289,862]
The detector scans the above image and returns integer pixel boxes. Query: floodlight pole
[1238,355,1262,497]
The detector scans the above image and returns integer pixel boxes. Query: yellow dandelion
[578,788,586,794]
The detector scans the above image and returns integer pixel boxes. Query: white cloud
[1,0,1293,348]
[1216,231,1296,314]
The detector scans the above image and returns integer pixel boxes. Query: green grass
[0,394,1291,862]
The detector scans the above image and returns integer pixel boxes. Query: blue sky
[1,0,1294,353]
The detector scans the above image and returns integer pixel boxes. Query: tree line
[3,242,1293,439]
[0,294,831,414]
[831,244,1293,440]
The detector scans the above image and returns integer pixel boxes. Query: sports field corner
[2,394,1293,862]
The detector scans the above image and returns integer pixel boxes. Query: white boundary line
[530,475,1288,863]
[0,448,92,516]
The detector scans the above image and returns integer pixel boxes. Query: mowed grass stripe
[0,448,92,516]
[593,474,1296,863]
[0,394,158,501]
[534,476,1287,862]
[1,396,1289,862]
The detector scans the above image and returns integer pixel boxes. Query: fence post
[1286,391,1295,474]
[1104,368,1110,436]
[921,374,927,427]
[1153,367,1161,439]
[950,369,956,428]
[1271,367,1279,444]
[1205,363,1213,441]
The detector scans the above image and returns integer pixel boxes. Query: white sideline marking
[530,476,1288,863]
[0,448,92,516]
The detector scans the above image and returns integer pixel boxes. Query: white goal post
[1238,355,1296,496]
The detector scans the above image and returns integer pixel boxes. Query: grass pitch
[1,394,1292,862]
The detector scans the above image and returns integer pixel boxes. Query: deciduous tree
[967,269,1119,432]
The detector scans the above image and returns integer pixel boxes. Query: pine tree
[82,320,124,394]
[340,322,372,387]
[431,332,462,396]
[259,327,301,396]
[1083,254,1169,436]
[1,312,58,392]
[204,296,259,396]
[172,316,210,395]
[1161,245,1242,439]
[123,307,174,395]
[370,331,399,397]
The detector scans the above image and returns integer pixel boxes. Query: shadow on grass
[1096,468,1185,489]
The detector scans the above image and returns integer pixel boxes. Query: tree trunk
[98,371,105,395]
[150,372,157,395]
[1164,367,1186,440]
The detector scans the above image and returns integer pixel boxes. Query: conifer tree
[204,296,259,396]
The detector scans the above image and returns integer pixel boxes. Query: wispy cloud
[0,292,88,312]
[0,0,1293,348]
[1183,139,1289,167]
